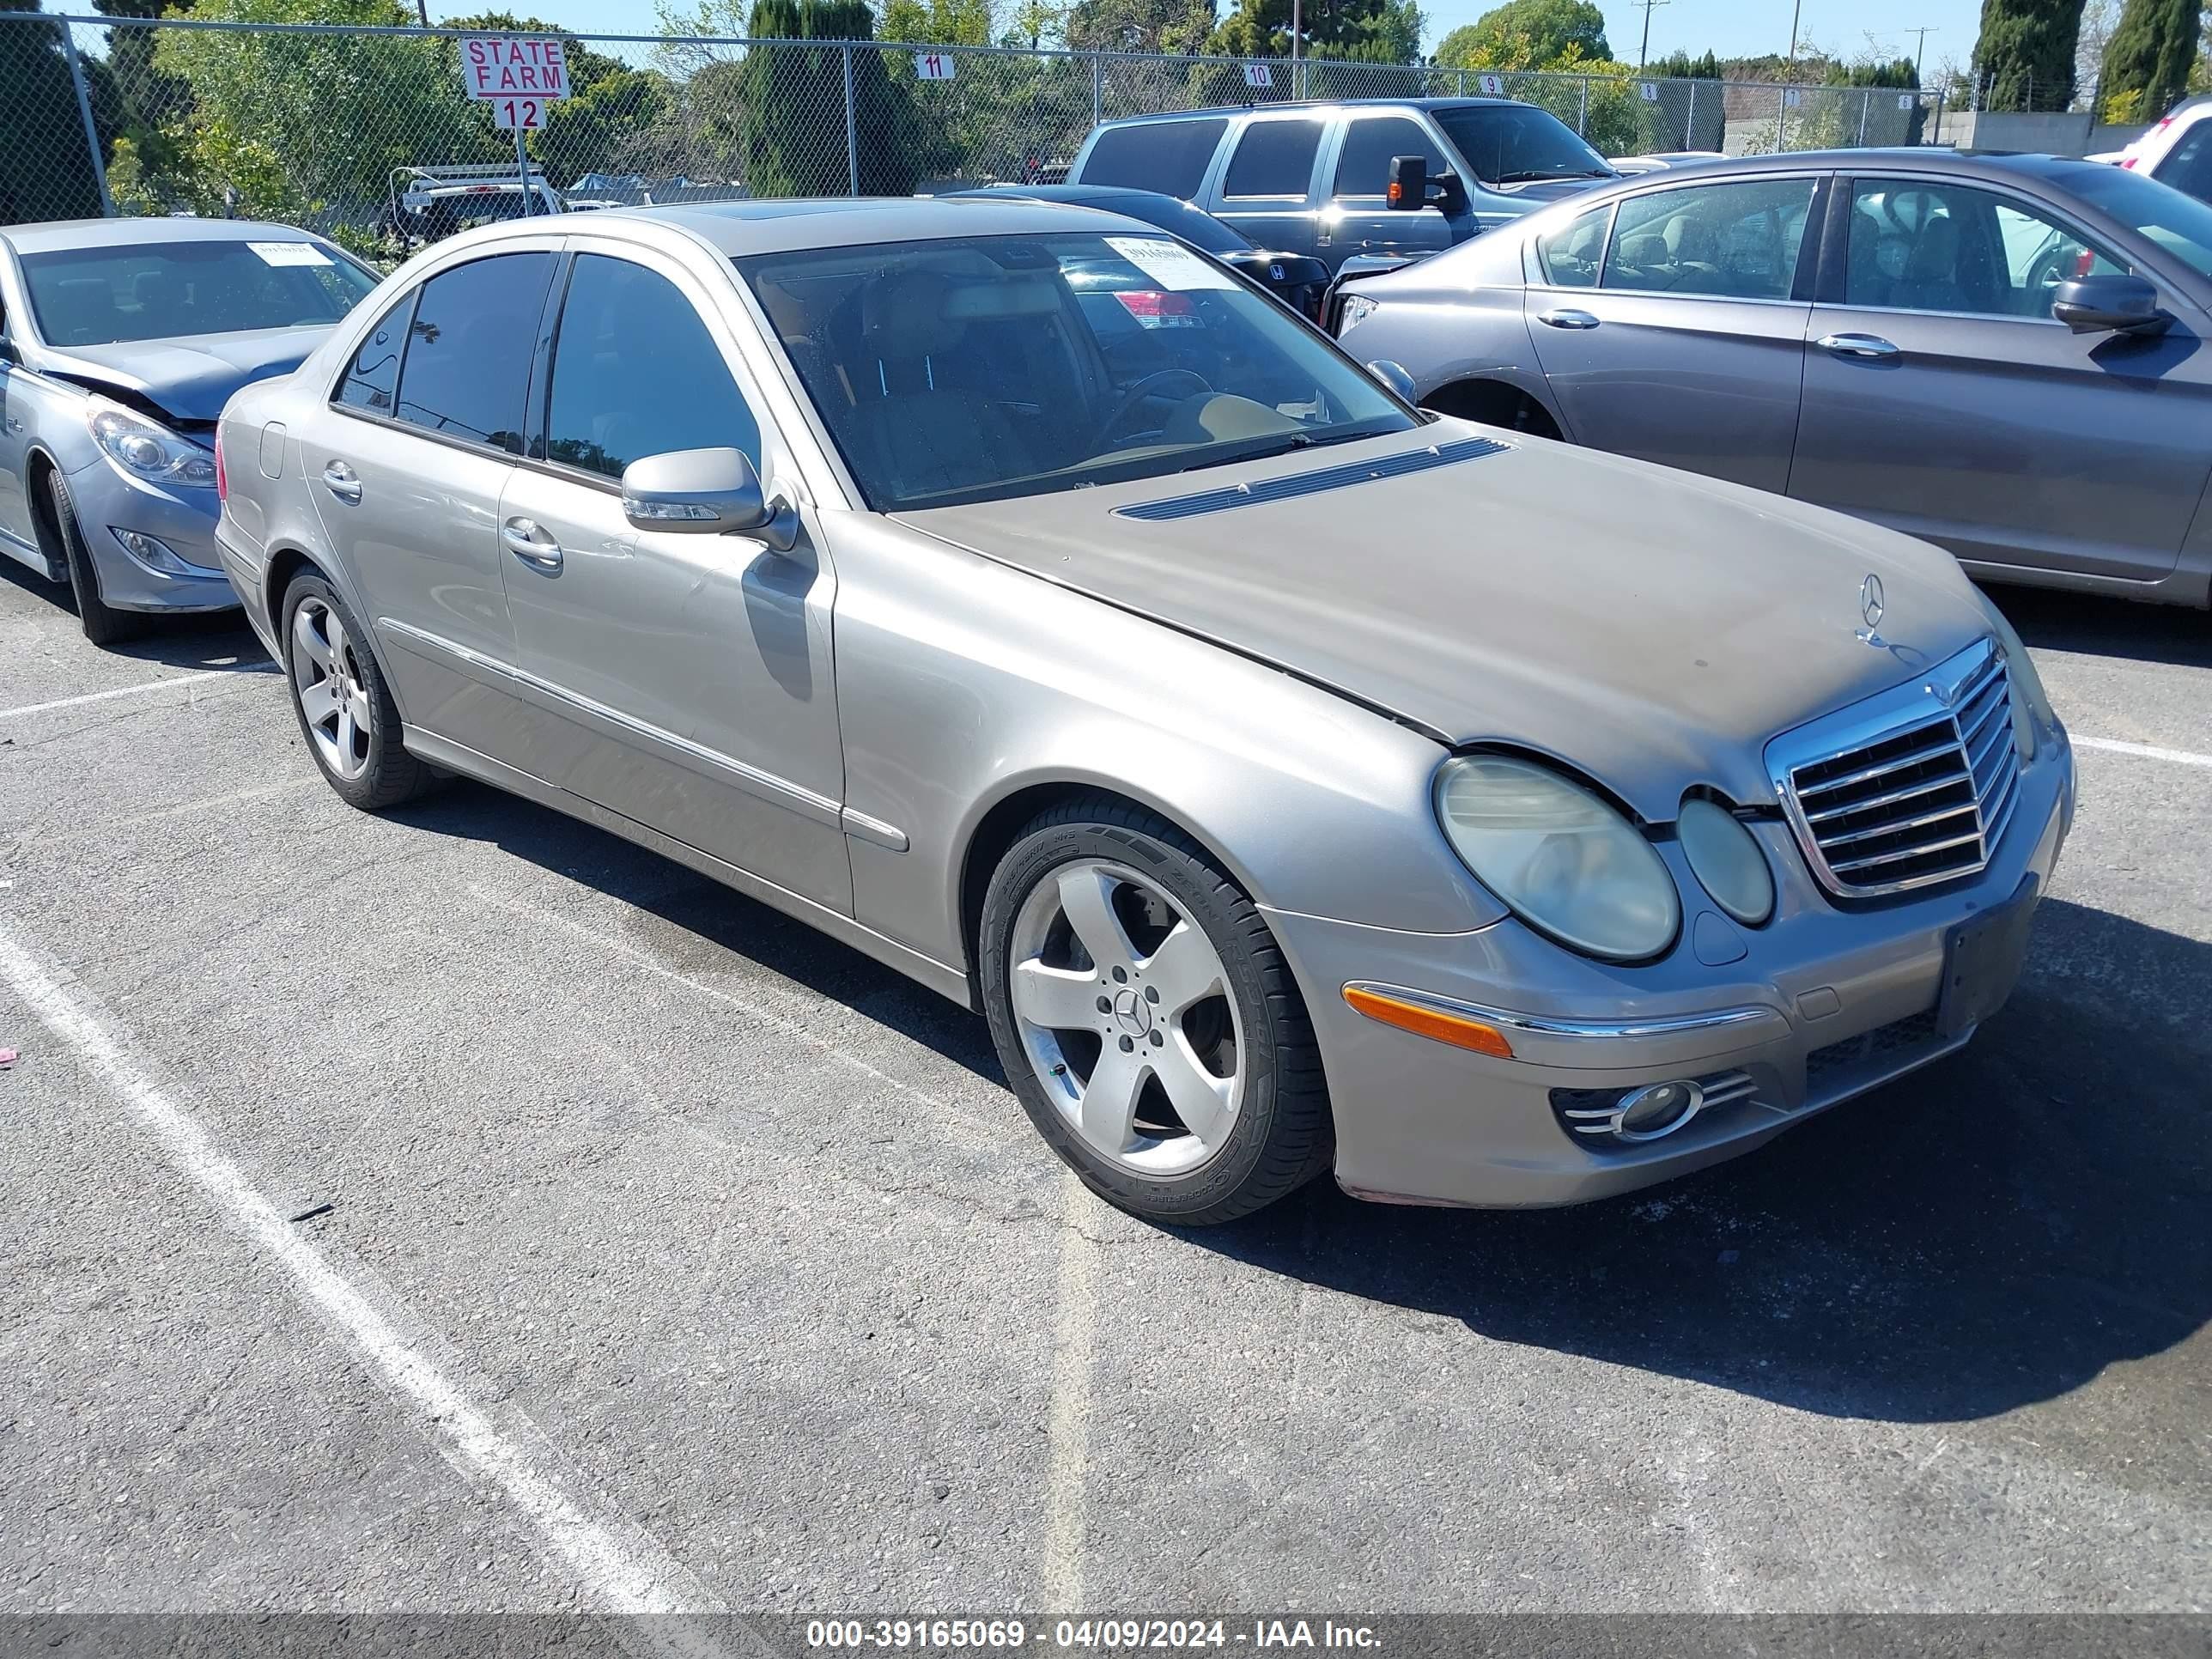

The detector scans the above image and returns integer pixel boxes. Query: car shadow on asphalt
[1197,893,2211,1425]
[392,783,2206,1425]
[0,556,270,672]
[1988,580,2212,671]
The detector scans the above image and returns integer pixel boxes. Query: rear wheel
[46,470,138,647]
[281,570,437,811]
[979,799,1333,1225]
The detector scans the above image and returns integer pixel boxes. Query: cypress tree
[2100,0,2197,120]
[1972,0,2083,112]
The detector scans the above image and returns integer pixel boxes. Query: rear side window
[1080,118,1230,198]
[1224,119,1322,198]
[392,252,554,454]
[336,291,416,414]
[541,253,761,480]
[1601,179,1814,301]
[1334,116,1449,200]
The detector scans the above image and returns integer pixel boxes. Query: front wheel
[46,471,139,647]
[979,798,1333,1225]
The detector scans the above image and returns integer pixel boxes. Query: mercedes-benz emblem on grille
[1856,573,1887,647]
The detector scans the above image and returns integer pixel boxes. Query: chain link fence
[0,11,1943,249]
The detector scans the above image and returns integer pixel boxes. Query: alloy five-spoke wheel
[293,596,373,781]
[1009,857,1244,1178]
[981,798,1334,1225]
[280,569,437,811]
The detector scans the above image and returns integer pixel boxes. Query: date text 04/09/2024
[804,1620,1383,1650]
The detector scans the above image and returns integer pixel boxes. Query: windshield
[1432,104,1613,185]
[738,232,1414,512]
[2057,161,2212,280]
[21,238,380,348]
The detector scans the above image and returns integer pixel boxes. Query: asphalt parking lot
[0,559,2205,1621]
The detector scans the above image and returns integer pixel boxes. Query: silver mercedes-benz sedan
[0,217,380,642]
[212,198,2075,1225]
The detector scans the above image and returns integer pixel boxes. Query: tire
[46,470,139,647]
[979,797,1334,1226]
[279,568,437,811]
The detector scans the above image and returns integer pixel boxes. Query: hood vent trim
[1114,434,1509,522]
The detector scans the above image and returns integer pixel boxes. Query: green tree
[1435,0,1608,70]
[1063,0,1214,52]
[1209,0,1423,63]
[732,0,932,196]
[2101,0,2195,119]
[1973,0,2082,111]
[1648,47,1719,79]
[0,0,106,222]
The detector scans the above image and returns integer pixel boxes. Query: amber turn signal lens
[1342,985,1514,1059]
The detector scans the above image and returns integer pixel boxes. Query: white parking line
[0,922,727,1642]
[0,665,277,722]
[2073,735,2212,769]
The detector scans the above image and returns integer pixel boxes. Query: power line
[1631,0,1668,68]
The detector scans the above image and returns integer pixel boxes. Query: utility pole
[1909,24,1937,80]
[1291,0,1301,97]
[1633,0,1668,67]
[1785,0,1802,76]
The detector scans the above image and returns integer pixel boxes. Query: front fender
[821,513,1504,977]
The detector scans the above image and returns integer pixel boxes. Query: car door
[1210,115,1326,255]
[312,245,556,760]
[1323,113,1456,270]
[1789,175,2210,582]
[0,266,36,555]
[1524,173,1822,493]
[494,247,849,912]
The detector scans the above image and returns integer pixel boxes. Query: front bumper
[1270,736,2075,1209]
[67,453,238,614]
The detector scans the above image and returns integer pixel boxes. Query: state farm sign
[461,35,569,129]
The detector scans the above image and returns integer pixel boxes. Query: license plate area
[1936,875,2040,1038]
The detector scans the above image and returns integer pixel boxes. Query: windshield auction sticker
[246,242,334,267]
[1105,236,1237,292]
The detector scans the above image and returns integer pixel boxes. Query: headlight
[1675,799,1774,927]
[88,399,216,488]
[1975,592,2056,763]
[1436,754,1680,962]
[1338,293,1378,331]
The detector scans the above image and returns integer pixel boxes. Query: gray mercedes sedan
[1336,149,2212,608]
[0,217,379,642]
[213,198,2074,1225]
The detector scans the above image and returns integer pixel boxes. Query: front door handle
[321,461,362,504]
[1537,307,1601,330]
[501,516,563,573]
[1817,331,1901,361]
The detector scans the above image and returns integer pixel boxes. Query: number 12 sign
[461,35,568,127]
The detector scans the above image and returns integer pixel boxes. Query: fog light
[111,528,212,576]
[1617,1079,1703,1139]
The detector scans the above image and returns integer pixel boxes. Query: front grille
[1805,1009,1942,1089]
[1775,641,2021,898]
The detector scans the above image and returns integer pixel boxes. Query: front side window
[738,232,1414,512]
[1333,117,1448,200]
[390,252,553,453]
[1844,179,2124,316]
[336,291,415,414]
[21,238,379,349]
[1603,178,1815,300]
[2151,121,2212,203]
[1224,120,1322,198]
[1534,204,1611,287]
[542,253,761,480]
[1431,104,1611,186]
[1079,119,1230,198]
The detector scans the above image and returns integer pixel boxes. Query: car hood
[38,325,331,422]
[894,422,1992,822]
[1489,175,1616,203]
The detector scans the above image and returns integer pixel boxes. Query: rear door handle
[1537,307,1601,330]
[501,516,562,573]
[1817,331,1901,361]
[321,461,362,504]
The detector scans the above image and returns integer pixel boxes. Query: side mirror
[1386,154,1427,212]
[621,447,798,550]
[1365,359,1417,402]
[2051,272,2167,335]
[1427,168,1470,215]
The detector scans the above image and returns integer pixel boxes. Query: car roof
[957,183,1192,206]
[0,216,339,256]
[1092,97,1519,129]
[1538,147,2124,198]
[596,194,1152,255]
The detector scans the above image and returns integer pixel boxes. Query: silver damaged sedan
[212,198,2075,1224]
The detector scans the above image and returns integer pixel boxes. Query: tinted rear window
[1224,119,1322,198]
[1079,118,1229,198]
[392,252,553,453]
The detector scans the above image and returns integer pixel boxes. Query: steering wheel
[1093,368,1213,450]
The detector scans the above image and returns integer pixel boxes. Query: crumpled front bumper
[68,453,237,614]
[1266,736,2075,1209]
